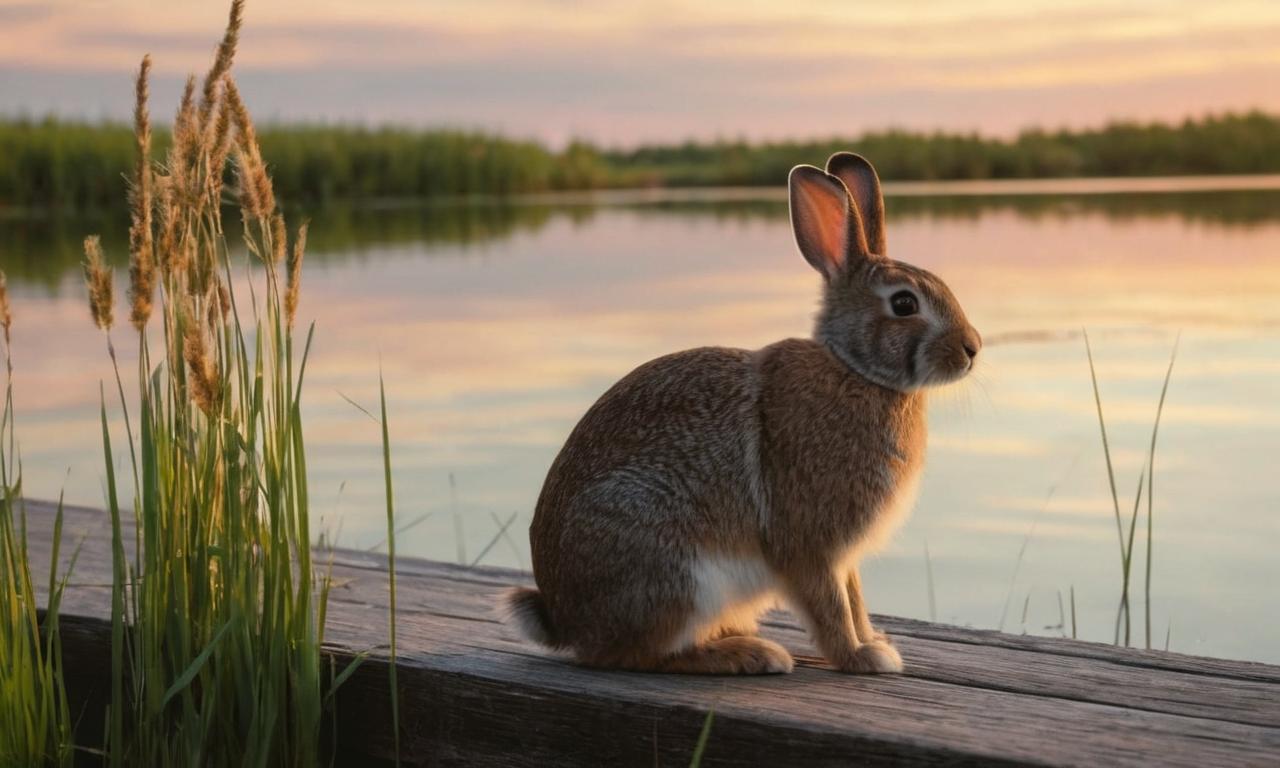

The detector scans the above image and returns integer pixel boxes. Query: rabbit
[504,153,981,675]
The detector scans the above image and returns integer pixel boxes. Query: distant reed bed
[5,111,1280,210]
[0,118,605,211]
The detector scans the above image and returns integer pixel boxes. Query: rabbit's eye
[890,291,919,317]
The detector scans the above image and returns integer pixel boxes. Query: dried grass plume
[183,320,220,415]
[128,55,156,330]
[83,236,115,331]
[286,221,307,328]
[199,0,244,127]
[224,79,274,219]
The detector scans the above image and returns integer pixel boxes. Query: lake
[3,177,1278,664]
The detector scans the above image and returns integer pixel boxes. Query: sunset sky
[2,0,1279,145]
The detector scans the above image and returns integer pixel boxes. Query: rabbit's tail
[503,587,561,648]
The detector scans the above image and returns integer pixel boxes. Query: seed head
[155,175,182,276]
[270,212,286,263]
[285,221,307,328]
[83,236,115,331]
[199,0,243,129]
[169,75,200,207]
[217,282,232,320]
[128,55,156,331]
[183,319,220,415]
[206,79,235,204]
[224,79,274,219]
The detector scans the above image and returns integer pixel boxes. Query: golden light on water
[4,181,1279,661]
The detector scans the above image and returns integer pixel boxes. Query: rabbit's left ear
[789,165,867,279]
[826,152,886,257]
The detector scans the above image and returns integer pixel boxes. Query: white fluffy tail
[503,587,561,648]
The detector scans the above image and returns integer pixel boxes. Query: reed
[1083,332,1178,648]
[0,271,76,767]
[1144,339,1179,649]
[81,2,387,763]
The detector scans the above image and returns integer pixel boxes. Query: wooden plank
[19,499,1280,767]
[331,544,1280,685]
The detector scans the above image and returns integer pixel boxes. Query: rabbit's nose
[962,328,982,360]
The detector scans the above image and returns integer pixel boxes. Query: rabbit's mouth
[918,339,980,388]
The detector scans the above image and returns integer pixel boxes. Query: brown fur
[505,153,980,675]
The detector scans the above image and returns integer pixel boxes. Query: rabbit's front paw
[842,641,903,674]
[858,626,890,644]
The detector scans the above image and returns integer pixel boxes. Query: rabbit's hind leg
[655,636,794,674]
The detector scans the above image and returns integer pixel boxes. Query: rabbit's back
[529,347,767,654]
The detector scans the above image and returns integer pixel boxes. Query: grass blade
[470,511,519,568]
[378,371,400,766]
[161,620,233,708]
[99,389,126,767]
[1084,332,1126,571]
[1145,335,1179,649]
[323,653,369,704]
[688,709,715,768]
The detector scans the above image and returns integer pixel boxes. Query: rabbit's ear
[789,165,867,279]
[826,152,886,257]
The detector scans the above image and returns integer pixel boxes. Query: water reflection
[1,180,1277,665]
[6,183,1280,288]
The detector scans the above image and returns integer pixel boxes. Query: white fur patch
[668,554,779,654]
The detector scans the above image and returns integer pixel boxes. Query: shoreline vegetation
[3,111,1280,210]
[2,0,402,763]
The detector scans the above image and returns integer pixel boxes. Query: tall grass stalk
[470,511,519,568]
[1084,331,1179,649]
[1145,338,1179,649]
[688,709,715,768]
[1115,467,1146,647]
[1083,331,1131,644]
[82,2,369,762]
[0,273,76,766]
[378,373,400,766]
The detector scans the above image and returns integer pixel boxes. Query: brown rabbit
[504,153,981,675]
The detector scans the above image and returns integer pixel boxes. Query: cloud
[1,0,1278,142]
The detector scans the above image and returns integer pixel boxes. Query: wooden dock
[23,499,1280,766]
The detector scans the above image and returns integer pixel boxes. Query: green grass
[688,709,715,768]
[1083,331,1179,648]
[0,288,76,767]
[986,335,1179,648]
[75,2,398,762]
[1145,337,1179,650]
[379,372,400,766]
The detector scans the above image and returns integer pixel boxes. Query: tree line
[2,111,1278,210]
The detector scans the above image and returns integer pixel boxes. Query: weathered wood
[21,499,1280,767]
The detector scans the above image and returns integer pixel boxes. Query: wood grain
[21,499,1280,766]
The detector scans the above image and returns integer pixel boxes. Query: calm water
[3,179,1278,663]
